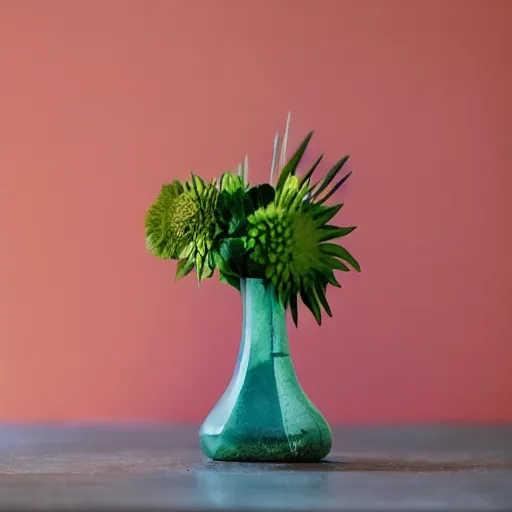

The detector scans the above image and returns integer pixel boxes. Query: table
[0,425,511,510]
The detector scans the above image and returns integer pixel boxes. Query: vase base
[200,434,331,463]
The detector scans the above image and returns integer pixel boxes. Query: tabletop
[0,424,511,511]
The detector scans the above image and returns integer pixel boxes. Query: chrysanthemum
[246,135,360,326]
[145,174,218,282]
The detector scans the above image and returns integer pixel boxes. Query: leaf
[177,241,194,260]
[312,204,343,225]
[314,282,332,317]
[195,252,206,284]
[310,156,350,201]
[315,171,353,205]
[171,179,184,194]
[324,269,342,288]
[291,181,313,211]
[213,251,238,277]
[276,131,314,191]
[300,285,322,325]
[228,209,246,237]
[281,286,292,309]
[216,189,254,237]
[321,243,361,272]
[299,154,324,188]
[219,272,241,290]
[219,237,247,275]
[175,258,194,281]
[321,255,350,272]
[216,192,237,231]
[196,174,206,190]
[248,184,275,210]
[203,267,215,279]
[318,225,357,241]
[190,173,203,202]
[207,251,215,271]
[219,238,245,262]
[290,292,299,327]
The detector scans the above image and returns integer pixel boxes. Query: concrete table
[0,425,511,510]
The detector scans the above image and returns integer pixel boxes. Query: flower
[144,127,360,326]
[145,174,218,282]
[246,173,359,326]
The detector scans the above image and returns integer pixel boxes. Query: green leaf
[201,265,214,279]
[276,131,314,191]
[228,210,246,237]
[195,252,205,284]
[248,184,275,210]
[175,258,194,281]
[219,237,247,275]
[196,174,206,190]
[321,255,350,272]
[281,285,292,309]
[219,238,245,261]
[324,269,342,288]
[299,154,324,188]
[207,251,215,271]
[318,225,357,241]
[290,292,299,327]
[219,272,241,290]
[213,251,238,276]
[310,156,350,201]
[190,173,204,206]
[314,282,332,317]
[315,171,353,205]
[300,285,322,325]
[171,179,184,194]
[216,189,254,237]
[291,181,313,211]
[321,243,361,272]
[312,203,343,225]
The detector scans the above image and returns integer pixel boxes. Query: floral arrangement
[145,115,360,326]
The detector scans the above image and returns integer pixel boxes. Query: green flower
[246,136,360,326]
[144,129,360,326]
[145,174,218,283]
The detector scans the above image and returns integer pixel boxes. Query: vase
[199,278,332,462]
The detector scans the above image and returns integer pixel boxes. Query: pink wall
[1,0,511,423]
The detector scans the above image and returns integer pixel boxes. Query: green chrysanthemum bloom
[145,174,219,283]
[247,175,359,326]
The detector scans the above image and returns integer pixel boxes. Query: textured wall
[1,0,511,423]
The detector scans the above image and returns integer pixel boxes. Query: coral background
[1,0,511,423]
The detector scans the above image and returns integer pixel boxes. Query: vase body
[199,278,332,462]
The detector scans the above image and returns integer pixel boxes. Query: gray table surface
[0,425,511,511]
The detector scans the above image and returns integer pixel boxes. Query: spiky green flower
[145,174,218,283]
[247,174,359,326]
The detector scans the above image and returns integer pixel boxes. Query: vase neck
[239,278,289,360]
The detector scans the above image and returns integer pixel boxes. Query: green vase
[200,278,332,462]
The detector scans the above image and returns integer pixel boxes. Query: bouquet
[145,117,360,326]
